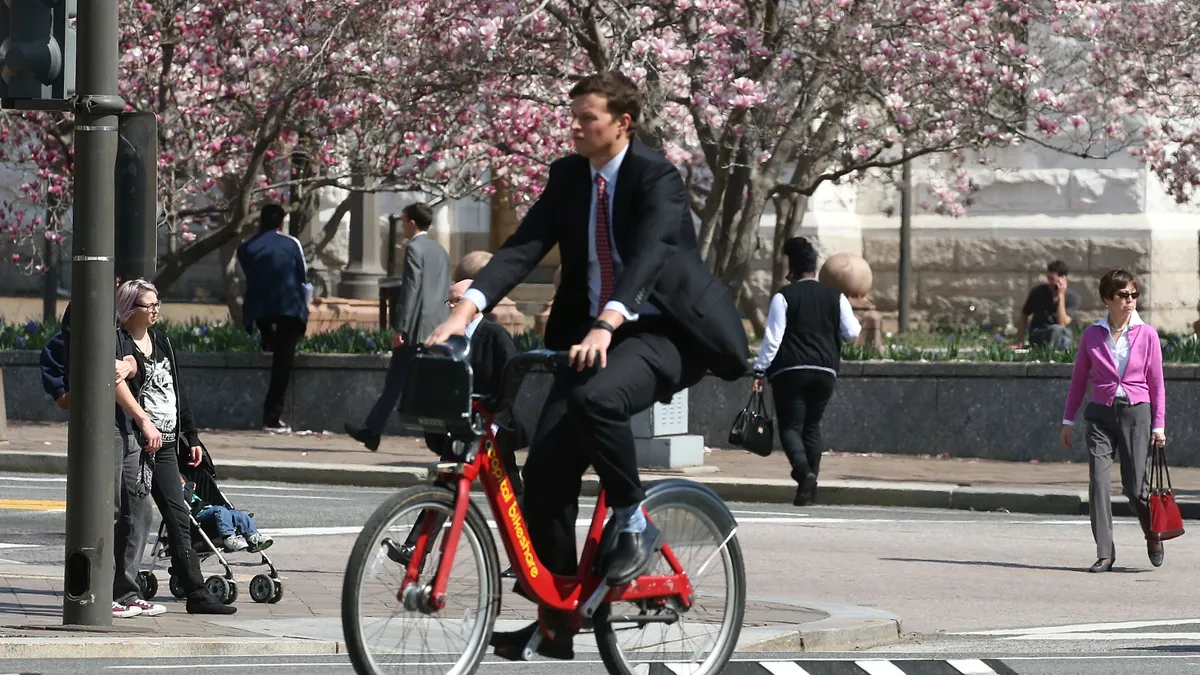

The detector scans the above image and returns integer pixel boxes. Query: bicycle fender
[641,478,738,541]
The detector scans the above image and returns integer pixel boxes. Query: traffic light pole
[62,0,124,626]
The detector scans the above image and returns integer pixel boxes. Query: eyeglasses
[136,302,162,310]
[1114,291,1139,300]
[446,299,461,308]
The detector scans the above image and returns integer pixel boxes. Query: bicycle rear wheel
[594,481,746,675]
[342,485,500,675]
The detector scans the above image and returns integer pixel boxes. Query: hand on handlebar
[425,306,475,346]
[569,328,612,371]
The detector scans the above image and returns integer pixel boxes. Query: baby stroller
[136,444,284,606]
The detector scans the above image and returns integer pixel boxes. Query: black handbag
[728,388,774,457]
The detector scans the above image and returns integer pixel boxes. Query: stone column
[338,172,387,299]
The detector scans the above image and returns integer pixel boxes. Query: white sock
[613,505,646,534]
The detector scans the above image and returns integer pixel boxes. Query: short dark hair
[569,71,641,135]
[402,202,433,231]
[1099,269,1137,300]
[783,237,819,277]
[1047,260,1069,276]
[260,203,286,232]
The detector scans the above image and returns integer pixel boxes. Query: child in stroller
[138,446,284,606]
[181,474,273,553]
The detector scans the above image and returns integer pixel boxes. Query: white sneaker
[126,598,166,616]
[112,601,143,618]
[246,533,273,552]
[223,534,249,551]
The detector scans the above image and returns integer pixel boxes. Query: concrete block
[631,389,689,438]
[635,435,705,470]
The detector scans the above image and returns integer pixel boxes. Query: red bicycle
[341,338,746,675]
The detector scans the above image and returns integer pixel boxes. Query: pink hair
[115,278,158,324]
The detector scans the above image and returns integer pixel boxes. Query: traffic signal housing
[0,0,76,103]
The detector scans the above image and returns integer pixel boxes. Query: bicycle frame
[409,399,696,618]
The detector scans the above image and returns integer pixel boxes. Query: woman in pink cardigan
[1060,269,1166,573]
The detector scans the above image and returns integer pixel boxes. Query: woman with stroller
[115,278,235,615]
[1061,269,1167,573]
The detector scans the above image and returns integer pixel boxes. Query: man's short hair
[569,71,641,135]
[260,203,286,232]
[402,202,433,231]
[1099,269,1137,300]
[1047,260,1069,276]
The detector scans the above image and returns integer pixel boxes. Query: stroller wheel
[169,574,187,599]
[137,571,158,600]
[249,574,274,603]
[269,579,283,604]
[206,575,235,604]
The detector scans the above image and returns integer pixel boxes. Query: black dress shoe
[344,422,381,451]
[605,522,664,586]
[1148,541,1165,567]
[382,538,415,567]
[490,621,574,661]
[795,473,818,507]
[1088,557,1114,573]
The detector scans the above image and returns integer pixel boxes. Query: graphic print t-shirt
[139,343,178,437]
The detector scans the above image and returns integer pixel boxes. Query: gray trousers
[1085,399,1153,559]
[113,427,154,604]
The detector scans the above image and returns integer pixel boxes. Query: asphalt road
[3,472,1200,674]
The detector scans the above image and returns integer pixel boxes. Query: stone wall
[9,351,1200,467]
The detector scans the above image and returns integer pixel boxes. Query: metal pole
[898,158,913,334]
[63,0,124,626]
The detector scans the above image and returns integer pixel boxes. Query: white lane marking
[0,543,37,549]
[856,660,909,675]
[949,659,998,674]
[221,492,352,501]
[0,558,27,564]
[760,662,813,675]
[260,527,362,537]
[0,476,66,482]
[1010,632,1200,641]
[957,618,1200,636]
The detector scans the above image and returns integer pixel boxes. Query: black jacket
[118,326,201,449]
[469,139,750,381]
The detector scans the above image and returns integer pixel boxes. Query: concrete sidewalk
[0,547,899,658]
[2,421,1199,517]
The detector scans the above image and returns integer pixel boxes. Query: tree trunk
[219,234,245,329]
[771,193,809,291]
[738,280,766,338]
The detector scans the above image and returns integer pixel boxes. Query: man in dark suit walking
[345,202,450,450]
[425,71,749,658]
[237,204,311,433]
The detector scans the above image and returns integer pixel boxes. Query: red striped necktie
[594,174,616,308]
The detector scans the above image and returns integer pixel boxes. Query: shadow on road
[880,557,1150,574]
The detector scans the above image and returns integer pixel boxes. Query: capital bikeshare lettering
[487,442,539,578]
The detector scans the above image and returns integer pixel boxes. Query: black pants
[147,441,207,597]
[113,427,154,605]
[522,319,703,576]
[364,346,416,435]
[257,316,307,427]
[770,368,837,485]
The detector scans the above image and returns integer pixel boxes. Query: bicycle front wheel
[594,482,746,675]
[342,485,500,675]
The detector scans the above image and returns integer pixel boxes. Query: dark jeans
[364,346,416,435]
[257,316,307,427]
[113,427,154,605]
[1029,324,1072,349]
[147,440,207,597]
[770,368,837,485]
[198,506,258,538]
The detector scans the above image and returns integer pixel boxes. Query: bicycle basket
[398,337,476,439]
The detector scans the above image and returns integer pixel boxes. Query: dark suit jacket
[394,234,450,343]
[470,139,750,381]
[237,230,309,332]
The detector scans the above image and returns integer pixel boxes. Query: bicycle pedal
[580,579,611,619]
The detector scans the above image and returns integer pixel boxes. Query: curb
[2,450,1197,518]
[0,636,342,659]
[740,600,904,653]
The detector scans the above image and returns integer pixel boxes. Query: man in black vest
[424,72,749,659]
[752,237,860,506]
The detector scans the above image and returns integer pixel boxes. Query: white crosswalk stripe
[856,660,912,675]
[950,659,1001,674]
[759,662,813,675]
[711,660,1005,674]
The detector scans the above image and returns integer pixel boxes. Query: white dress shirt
[464,142,657,321]
[753,278,862,376]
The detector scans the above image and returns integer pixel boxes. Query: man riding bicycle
[425,71,749,659]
